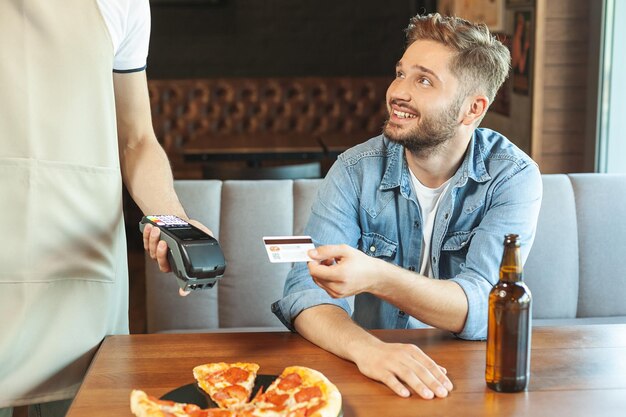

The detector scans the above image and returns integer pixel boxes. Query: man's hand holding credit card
[263,236,315,263]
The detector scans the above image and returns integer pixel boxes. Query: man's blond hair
[405,13,511,104]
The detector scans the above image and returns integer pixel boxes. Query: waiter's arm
[113,71,211,278]
[113,71,187,217]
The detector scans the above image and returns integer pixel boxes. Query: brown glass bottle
[485,234,532,392]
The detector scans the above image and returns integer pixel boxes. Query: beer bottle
[485,234,532,392]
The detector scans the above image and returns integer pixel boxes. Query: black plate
[161,374,276,408]
[160,374,342,416]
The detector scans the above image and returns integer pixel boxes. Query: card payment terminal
[139,215,226,291]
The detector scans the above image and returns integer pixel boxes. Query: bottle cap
[504,234,520,246]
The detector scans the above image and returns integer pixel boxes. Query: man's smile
[392,109,417,119]
[388,103,419,125]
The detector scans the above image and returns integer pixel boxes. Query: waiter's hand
[142,219,213,296]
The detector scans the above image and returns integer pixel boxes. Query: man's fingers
[309,262,361,299]
[320,258,335,266]
[308,244,352,261]
[179,288,190,297]
[311,277,341,298]
[389,356,448,399]
[439,369,453,391]
[307,261,338,283]
[382,345,451,399]
[381,373,411,398]
[411,351,453,394]
[420,352,453,391]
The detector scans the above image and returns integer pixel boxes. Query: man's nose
[388,79,411,102]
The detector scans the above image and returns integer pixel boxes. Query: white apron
[0,0,129,406]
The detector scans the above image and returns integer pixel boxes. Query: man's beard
[383,95,463,157]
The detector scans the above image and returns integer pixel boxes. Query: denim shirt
[272,128,542,340]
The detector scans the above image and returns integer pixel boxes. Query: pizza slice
[130,389,202,417]
[193,362,260,409]
[253,366,342,417]
[188,410,238,417]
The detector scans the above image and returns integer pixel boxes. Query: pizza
[130,391,239,417]
[130,389,202,417]
[193,362,260,409]
[130,363,342,417]
[251,366,341,417]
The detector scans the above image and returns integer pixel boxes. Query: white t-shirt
[410,171,451,278]
[96,0,150,71]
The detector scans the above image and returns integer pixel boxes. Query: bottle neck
[500,245,522,282]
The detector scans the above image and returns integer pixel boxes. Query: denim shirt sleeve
[272,159,361,331]
[449,162,543,340]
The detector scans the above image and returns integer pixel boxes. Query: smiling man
[272,13,542,400]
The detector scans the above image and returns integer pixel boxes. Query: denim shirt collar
[379,131,491,193]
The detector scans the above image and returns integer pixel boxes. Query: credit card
[262,236,315,263]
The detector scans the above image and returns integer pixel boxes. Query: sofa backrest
[146,180,323,333]
[569,174,626,318]
[523,174,579,319]
[145,174,626,333]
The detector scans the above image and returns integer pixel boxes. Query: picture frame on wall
[511,10,532,95]
[438,0,505,32]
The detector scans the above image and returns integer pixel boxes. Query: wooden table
[67,324,626,417]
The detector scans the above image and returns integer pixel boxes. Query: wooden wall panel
[540,154,585,174]
[546,0,589,18]
[542,110,586,133]
[542,87,586,110]
[543,66,587,87]
[541,133,585,154]
[544,18,589,41]
[533,0,594,174]
[544,42,588,65]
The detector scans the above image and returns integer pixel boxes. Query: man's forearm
[372,261,468,333]
[294,303,453,399]
[294,304,381,363]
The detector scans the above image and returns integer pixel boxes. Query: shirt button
[414,221,420,228]
[432,256,437,263]
[444,213,449,219]
[408,266,415,271]
[369,245,376,252]
[399,310,406,316]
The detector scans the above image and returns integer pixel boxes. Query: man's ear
[461,95,489,126]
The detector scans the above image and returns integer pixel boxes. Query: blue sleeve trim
[113,65,147,74]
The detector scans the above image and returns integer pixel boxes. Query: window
[597,0,626,173]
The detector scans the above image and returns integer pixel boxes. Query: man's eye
[395,71,405,79]
[418,77,432,86]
